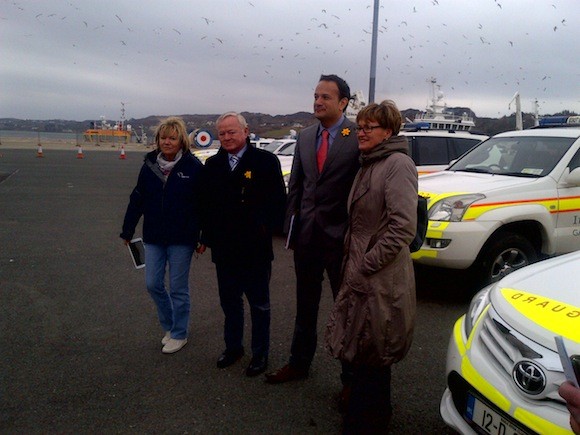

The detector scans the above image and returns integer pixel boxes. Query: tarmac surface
[0,145,468,434]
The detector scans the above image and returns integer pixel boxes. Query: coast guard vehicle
[440,249,580,434]
[412,126,580,285]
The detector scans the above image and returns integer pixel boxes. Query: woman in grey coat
[326,100,418,433]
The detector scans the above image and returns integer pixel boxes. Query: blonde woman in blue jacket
[121,117,204,354]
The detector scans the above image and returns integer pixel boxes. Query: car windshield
[277,142,296,156]
[448,136,575,177]
[263,140,286,153]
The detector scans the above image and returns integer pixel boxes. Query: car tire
[474,232,538,286]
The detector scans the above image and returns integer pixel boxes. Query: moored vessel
[406,78,475,131]
[84,103,133,144]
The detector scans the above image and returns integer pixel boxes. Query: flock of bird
[4,0,577,117]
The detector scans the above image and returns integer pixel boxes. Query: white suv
[400,129,488,175]
[413,127,580,285]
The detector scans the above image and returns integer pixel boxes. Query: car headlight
[428,193,485,222]
[464,286,492,338]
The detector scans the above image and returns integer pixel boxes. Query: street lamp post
[368,0,380,104]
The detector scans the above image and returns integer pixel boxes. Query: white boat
[406,78,475,131]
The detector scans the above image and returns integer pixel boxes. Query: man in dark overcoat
[202,112,286,377]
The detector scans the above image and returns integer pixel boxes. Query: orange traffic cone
[119,145,126,160]
[37,144,44,158]
[76,146,84,159]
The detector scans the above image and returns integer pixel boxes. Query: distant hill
[0,109,576,138]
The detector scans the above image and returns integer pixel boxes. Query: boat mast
[120,102,126,131]
[508,92,523,130]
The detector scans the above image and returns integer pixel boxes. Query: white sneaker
[161,331,171,345]
[162,338,188,354]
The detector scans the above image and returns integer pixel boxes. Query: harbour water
[0,130,79,141]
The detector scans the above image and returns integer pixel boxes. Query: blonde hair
[356,99,402,135]
[154,116,190,152]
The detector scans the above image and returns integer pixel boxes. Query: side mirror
[565,167,580,186]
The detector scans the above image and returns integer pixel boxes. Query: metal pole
[368,0,380,103]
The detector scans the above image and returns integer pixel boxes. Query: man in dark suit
[266,75,360,384]
[202,112,286,377]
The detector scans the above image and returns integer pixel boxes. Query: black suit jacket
[286,117,360,248]
[202,145,286,265]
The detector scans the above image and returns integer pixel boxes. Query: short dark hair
[319,74,351,104]
[357,100,403,135]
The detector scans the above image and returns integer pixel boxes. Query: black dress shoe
[216,348,244,369]
[246,355,268,377]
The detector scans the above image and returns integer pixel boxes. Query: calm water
[0,130,79,141]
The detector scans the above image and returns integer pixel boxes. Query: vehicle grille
[477,307,567,405]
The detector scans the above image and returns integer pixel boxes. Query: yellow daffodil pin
[341,128,351,137]
[244,171,252,179]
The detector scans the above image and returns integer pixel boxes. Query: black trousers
[343,365,393,435]
[289,229,343,371]
[215,261,271,357]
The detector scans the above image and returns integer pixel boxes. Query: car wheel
[475,232,537,285]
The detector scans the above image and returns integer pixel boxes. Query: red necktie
[317,129,329,173]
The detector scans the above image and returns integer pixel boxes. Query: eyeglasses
[355,125,382,134]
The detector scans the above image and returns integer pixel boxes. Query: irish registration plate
[466,394,529,435]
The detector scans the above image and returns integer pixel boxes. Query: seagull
[201,17,212,25]
[115,14,122,23]
[172,28,181,35]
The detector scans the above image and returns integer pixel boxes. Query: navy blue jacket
[201,146,286,265]
[121,150,204,246]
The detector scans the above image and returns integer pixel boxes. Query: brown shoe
[265,364,308,384]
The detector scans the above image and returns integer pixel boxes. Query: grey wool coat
[326,135,418,367]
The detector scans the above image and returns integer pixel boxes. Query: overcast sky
[1,0,579,122]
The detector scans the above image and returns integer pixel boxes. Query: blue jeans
[144,244,194,340]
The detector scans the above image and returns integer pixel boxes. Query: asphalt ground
[0,147,469,434]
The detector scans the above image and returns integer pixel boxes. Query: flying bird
[172,28,181,35]
[115,14,122,23]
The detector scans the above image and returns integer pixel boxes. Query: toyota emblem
[512,361,546,395]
